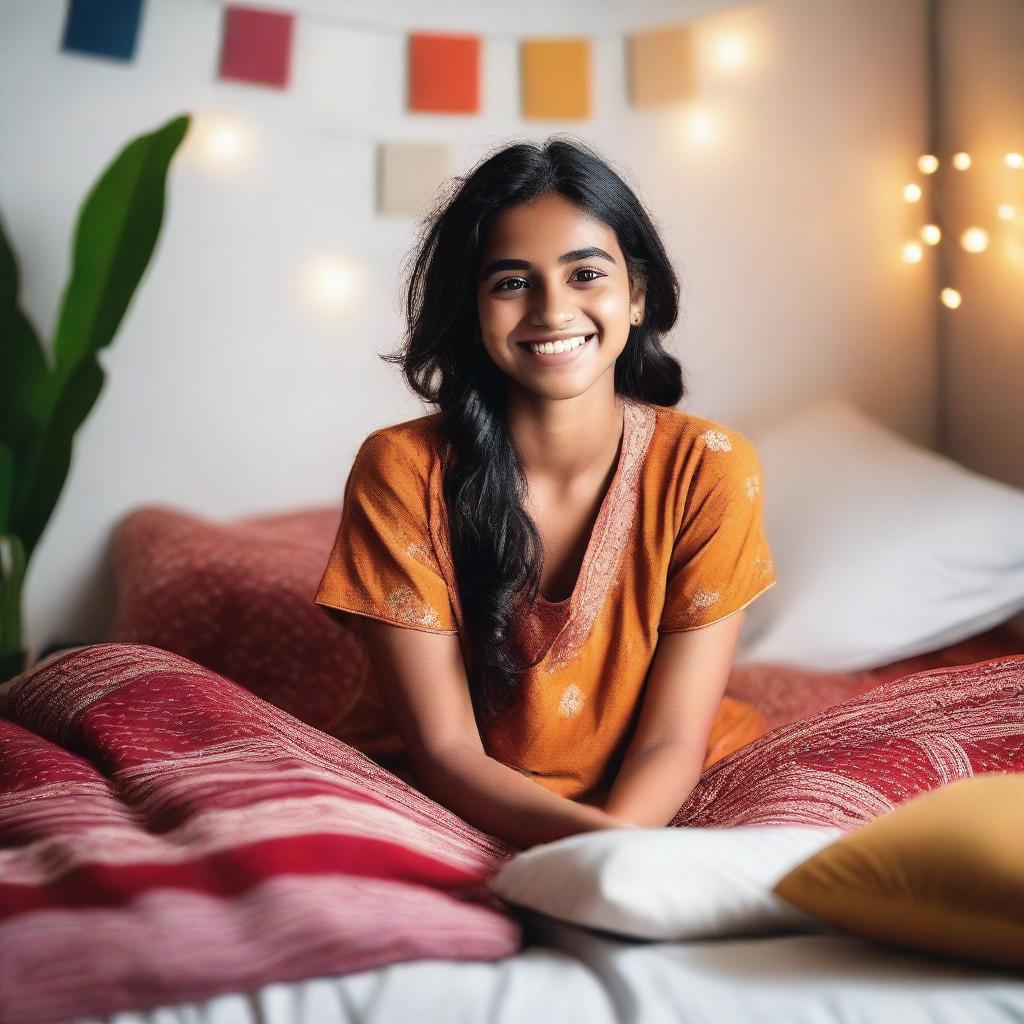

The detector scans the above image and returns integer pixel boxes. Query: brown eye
[494,277,527,292]
[494,268,603,292]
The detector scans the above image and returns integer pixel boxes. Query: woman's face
[475,192,644,401]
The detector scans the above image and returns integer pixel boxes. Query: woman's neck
[506,390,625,489]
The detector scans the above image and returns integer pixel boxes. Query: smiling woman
[313,136,777,849]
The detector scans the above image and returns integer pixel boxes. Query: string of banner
[57,0,1023,310]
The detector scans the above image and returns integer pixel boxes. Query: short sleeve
[658,428,778,633]
[313,430,458,634]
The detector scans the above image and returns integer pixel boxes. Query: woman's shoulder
[360,408,443,454]
[645,403,762,504]
[351,410,445,485]
[648,402,758,460]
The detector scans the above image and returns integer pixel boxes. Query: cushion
[670,654,1024,830]
[105,505,385,739]
[725,621,1024,731]
[735,393,1024,671]
[772,772,1024,971]
[488,824,841,940]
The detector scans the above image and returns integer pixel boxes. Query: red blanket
[0,643,520,1024]
[2,641,1023,1023]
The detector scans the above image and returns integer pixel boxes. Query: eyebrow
[480,246,617,280]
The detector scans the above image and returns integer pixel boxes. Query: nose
[527,284,577,328]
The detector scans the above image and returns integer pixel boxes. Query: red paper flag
[409,33,480,114]
[219,6,294,89]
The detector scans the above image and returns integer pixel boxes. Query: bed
[3,632,1023,1024]
[4,395,1024,1024]
[80,924,1024,1024]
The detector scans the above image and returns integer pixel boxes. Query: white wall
[937,0,1024,490]
[0,0,934,659]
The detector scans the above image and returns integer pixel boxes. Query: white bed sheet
[81,916,1024,1024]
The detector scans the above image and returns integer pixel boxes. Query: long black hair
[381,135,687,724]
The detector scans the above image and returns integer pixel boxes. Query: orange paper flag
[520,38,591,120]
[409,33,480,114]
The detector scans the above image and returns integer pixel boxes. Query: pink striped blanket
[0,643,520,1024]
[2,642,1023,1023]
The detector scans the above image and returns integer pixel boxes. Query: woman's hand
[576,803,643,831]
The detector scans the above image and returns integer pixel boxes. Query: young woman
[314,137,777,850]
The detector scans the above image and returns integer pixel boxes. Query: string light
[920,224,941,245]
[917,154,939,174]
[940,287,962,309]
[295,253,362,316]
[903,183,922,202]
[685,108,717,146]
[181,113,257,173]
[951,152,971,170]
[902,242,923,263]
[960,227,989,253]
[998,204,1016,220]
[1004,152,1024,170]
[712,35,749,71]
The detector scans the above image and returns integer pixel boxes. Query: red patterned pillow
[674,655,1024,830]
[105,505,384,738]
[726,622,1024,732]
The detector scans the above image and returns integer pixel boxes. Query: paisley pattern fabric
[670,654,1024,830]
[314,397,778,801]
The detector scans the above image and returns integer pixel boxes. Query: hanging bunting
[520,38,592,120]
[61,0,144,62]
[378,141,454,216]
[627,24,697,108]
[56,7,713,118]
[409,33,481,114]
[219,6,294,89]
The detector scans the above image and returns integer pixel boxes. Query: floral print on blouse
[314,396,778,801]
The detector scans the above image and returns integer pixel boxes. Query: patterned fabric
[725,621,1024,731]
[0,644,519,1024]
[670,654,1024,830]
[314,397,778,800]
[105,505,396,747]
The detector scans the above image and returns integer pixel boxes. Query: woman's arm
[359,618,635,850]
[603,611,748,827]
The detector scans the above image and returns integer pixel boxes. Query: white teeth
[527,334,593,355]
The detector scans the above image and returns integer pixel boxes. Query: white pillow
[735,393,1024,672]
[486,825,840,941]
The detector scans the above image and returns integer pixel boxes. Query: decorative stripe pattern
[0,643,520,1024]
[671,655,1024,830]
[543,397,657,674]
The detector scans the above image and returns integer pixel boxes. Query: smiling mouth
[518,333,596,356]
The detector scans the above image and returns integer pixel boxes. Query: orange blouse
[313,396,778,802]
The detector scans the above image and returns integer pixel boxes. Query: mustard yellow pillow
[772,772,1024,971]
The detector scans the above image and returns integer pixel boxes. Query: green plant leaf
[0,208,50,463]
[49,113,190,392]
[0,532,26,672]
[13,112,190,543]
[16,357,105,563]
[0,441,11,534]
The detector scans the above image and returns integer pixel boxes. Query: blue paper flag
[61,0,144,62]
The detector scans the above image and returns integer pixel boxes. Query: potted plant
[0,113,191,683]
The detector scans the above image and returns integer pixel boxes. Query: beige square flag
[628,24,697,108]
[378,142,454,216]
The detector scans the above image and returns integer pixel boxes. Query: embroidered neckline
[427,396,659,673]
[534,398,630,611]
[538,396,657,672]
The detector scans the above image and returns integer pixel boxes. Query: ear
[629,280,647,324]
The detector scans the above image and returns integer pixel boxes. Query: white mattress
[82,915,1024,1024]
